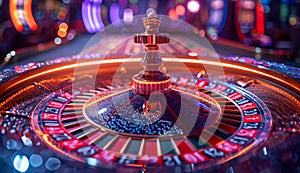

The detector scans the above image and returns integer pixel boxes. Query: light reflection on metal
[82,0,104,33]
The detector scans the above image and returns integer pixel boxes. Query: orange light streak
[10,0,23,32]
[24,0,38,31]
[4,58,300,99]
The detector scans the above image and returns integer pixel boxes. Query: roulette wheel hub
[132,12,171,95]
[82,12,222,140]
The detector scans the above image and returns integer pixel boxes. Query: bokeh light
[168,8,179,20]
[58,23,68,38]
[13,155,29,173]
[54,37,62,45]
[187,0,200,13]
[110,3,121,24]
[123,8,134,24]
[175,4,186,16]
[29,154,43,167]
[289,17,297,26]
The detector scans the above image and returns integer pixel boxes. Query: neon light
[110,3,120,24]
[10,0,23,32]
[82,0,104,33]
[24,0,38,31]
[92,1,104,31]
[219,0,227,34]
[256,2,264,35]
[88,1,96,32]
[187,0,200,13]
[206,0,227,34]
[10,0,37,32]
[82,0,94,33]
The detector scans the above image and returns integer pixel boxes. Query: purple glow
[82,1,95,33]
[82,0,104,33]
[92,2,104,31]
[119,0,128,7]
[92,0,101,3]
[110,3,121,24]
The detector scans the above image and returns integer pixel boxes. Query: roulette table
[0,12,300,173]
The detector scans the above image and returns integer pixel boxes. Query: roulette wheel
[0,12,300,173]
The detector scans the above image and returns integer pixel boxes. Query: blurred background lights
[211,0,224,9]
[9,0,38,32]
[6,139,17,150]
[13,155,29,173]
[176,0,185,4]
[57,7,68,20]
[168,8,178,20]
[29,154,43,167]
[175,4,186,16]
[129,0,139,4]
[62,0,71,4]
[10,51,16,56]
[110,3,121,24]
[58,23,68,38]
[119,0,128,7]
[148,0,158,9]
[54,37,62,45]
[45,157,61,171]
[67,31,75,40]
[187,0,200,13]
[146,8,156,16]
[82,0,105,33]
[123,8,134,24]
[289,17,297,25]
[264,5,270,13]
